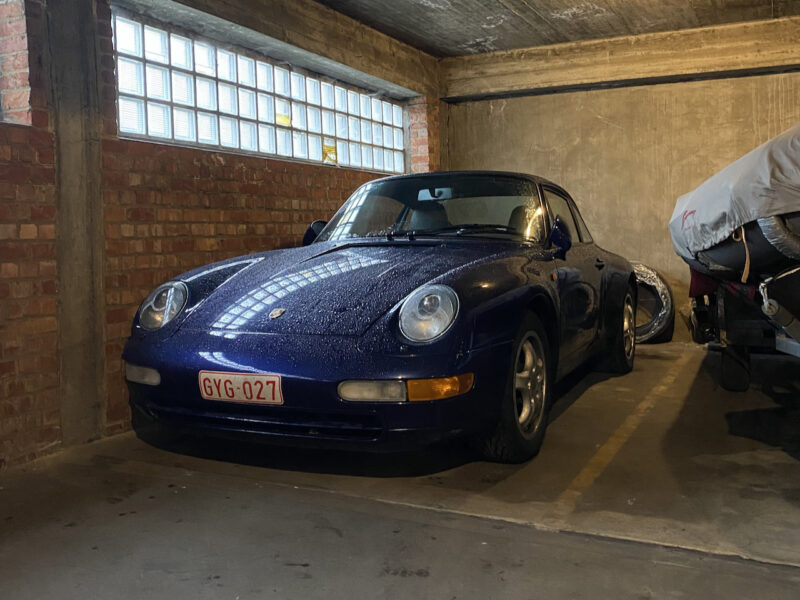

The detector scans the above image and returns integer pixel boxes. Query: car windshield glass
[315,174,546,243]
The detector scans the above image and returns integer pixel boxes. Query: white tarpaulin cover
[670,122,800,263]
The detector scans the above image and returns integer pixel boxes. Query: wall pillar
[408,96,441,173]
[46,0,105,445]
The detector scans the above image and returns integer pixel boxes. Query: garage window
[111,11,406,173]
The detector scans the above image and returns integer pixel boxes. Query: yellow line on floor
[549,351,694,519]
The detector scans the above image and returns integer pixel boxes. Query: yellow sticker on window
[276,113,291,127]
[323,143,337,165]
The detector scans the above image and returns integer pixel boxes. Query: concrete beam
[441,17,800,101]
[47,0,105,445]
[118,0,439,99]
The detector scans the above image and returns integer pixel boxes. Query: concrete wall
[444,72,800,285]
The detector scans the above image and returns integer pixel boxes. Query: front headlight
[138,281,188,331]
[398,284,459,343]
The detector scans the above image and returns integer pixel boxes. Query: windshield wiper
[388,224,520,240]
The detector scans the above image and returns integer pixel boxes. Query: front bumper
[124,330,512,451]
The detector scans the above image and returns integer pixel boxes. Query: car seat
[408,203,450,230]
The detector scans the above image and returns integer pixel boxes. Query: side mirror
[547,215,572,259]
[302,220,327,246]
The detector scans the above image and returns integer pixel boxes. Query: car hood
[179,241,508,336]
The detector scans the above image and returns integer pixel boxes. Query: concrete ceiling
[317,0,800,57]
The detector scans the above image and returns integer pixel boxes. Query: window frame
[111,9,407,174]
[542,185,585,245]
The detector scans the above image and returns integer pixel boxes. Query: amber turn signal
[406,373,475,402]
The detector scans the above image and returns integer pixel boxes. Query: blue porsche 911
[124,171,636,463]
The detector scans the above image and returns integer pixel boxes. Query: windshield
[315,174,546,243]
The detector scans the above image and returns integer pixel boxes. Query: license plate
[198,370,283,405]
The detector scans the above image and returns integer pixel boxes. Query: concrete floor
[2,342,800,598]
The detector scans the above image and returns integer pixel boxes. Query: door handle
[594,258,605,270]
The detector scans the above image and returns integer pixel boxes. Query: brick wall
[2,0,438,467]
[100,141,378,432]
[0,0,30,125]
[0,0,56,467]
[408,96,441,173]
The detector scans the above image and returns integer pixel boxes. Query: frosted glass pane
[256,62,273,91]
[336,140,349,166]
[146,64,170,100]
[291,102,306,130]
[394,151,404,173]
[218,82,237,115]
[372,123,382,146]
[393,105,403,127]
[118,96,145,134]
[117,57,144,96]
[196,77,217,110]
[194,42,215,76]
[219,116,239,148]
[349,142,361,167]
[147,102,171,138]
[383,149,393,171]
[240,121,257,151]
[321,82,334,109]
[238,56,255,86]
[335,113,347,139]
[115,17,142,57]
[172,71,194,106]
[306,79,320,105]
[197,112,218,144]
[172,107,196,141]
[348,117,360,142]
[275,98,291,127]
[217,49,236,82]
[308,135,322,161]
[144,26,168,63]
[373,147,383,170]
[170,34,193,69]
[238,88,256,119]
[347,91,359,115]
[360,120,371,143]
[334,86,347,111]
[361,144,373,169]
[382,125,393,148]
[274,67,290,96]
[291,73,305,101]
[293,131,308,159]
[371,98,381,121]
[307,106,321,133]
[323,137,336,164]
[257,94,274,123]
[322,110,335,136]
[393,128,404,150]
[258,124,276,154]
[276,128,292,156]
[382,101,393,124]
[360,94,371,119]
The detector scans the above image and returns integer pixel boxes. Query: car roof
[371,170,568,195]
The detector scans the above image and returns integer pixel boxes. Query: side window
[569,199,593,243]
[543,189,579,244]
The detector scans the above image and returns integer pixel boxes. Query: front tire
[480,314,551,463]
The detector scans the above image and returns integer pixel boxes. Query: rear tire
[605,286,636,374]
[479,314,551,463]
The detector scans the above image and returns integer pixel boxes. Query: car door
[542,186,602,369]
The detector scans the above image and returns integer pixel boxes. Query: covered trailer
[669,123,800,390]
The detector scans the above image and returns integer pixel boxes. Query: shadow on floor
[724,352,800,460]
